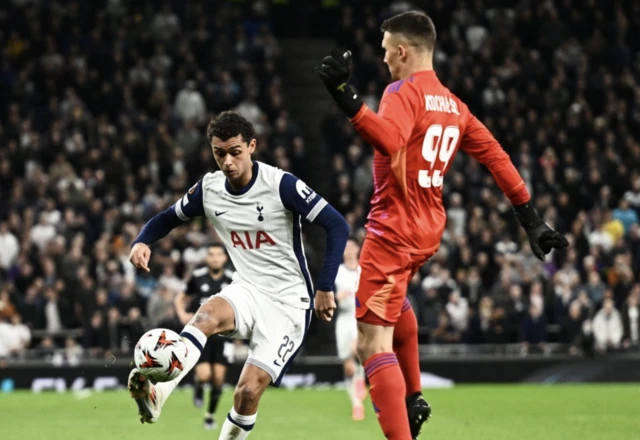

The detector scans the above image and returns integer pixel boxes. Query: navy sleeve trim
[174,180,206,220]
[306,199,328,222]
[279,173,325,220]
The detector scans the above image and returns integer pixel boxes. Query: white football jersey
[172,162,328,309]
[335,263,359,315]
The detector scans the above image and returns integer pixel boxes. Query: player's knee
[196,370,211,383]
[234,382,262,410]
[189,310,222,335]
[189,298,234,335]
[195,363,211,382]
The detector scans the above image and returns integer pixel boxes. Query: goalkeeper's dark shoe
[407,394,431,439]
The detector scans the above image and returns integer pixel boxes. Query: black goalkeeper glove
[315,49,364,119]
[514,202,569,261]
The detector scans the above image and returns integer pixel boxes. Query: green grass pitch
[1,384,637,439]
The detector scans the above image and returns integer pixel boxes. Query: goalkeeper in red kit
[316,10,568,440]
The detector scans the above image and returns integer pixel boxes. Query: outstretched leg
[129,296,236,424]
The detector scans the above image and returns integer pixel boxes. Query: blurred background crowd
[324,0,640,355]
[0,0,639,364]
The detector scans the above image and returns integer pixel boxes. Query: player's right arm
[129,180,205,271]
[348,83,420,156]
[315,49,418,156]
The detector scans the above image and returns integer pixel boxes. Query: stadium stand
[0,0,639,365]
[323,0,640,353]
[0,0,305,360]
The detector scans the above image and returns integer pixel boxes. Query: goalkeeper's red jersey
[350,70,530,254]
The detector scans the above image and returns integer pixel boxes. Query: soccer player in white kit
[334,238,367,420]
[128,111,349,440]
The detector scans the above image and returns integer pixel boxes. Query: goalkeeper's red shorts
[355,234,437,326]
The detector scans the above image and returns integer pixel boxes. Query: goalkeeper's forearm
[349,105,409,156]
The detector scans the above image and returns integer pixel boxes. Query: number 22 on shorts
[419,124,460,188]
[274,335,295,366]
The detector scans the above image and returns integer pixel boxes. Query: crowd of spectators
[1,0,640,363]
[325,0,640,354]
[0,0,305,362]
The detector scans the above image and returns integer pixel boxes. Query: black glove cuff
[513,201,543,228]
[329,83,364,119]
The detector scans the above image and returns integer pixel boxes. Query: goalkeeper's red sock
[393,299,422,398]
[363,353,412,440]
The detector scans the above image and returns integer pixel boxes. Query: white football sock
[356,362,365,377]
[344,374,357,407]
[219,407,257,440]
[353,363,366,403]
[154,325,206,397]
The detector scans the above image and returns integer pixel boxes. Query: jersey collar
[225,161,259,196]
[408,70,437,82]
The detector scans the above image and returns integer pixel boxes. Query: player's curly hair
[206,111,256,144]
[381,10,436,51]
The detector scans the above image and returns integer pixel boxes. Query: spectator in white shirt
[0,315,31,358]
[446,291,469,332]
[592,298,623,353]
[0,222,19,271]
[29,213,56,252]
[175,80,206,125]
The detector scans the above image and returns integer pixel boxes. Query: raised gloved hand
[315,49,363,118]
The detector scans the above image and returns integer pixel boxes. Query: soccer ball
[134,328,188,382]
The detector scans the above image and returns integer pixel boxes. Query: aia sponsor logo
[230,231,276,249]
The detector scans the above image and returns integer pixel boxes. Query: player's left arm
[279,173,350,320]
[460,113,568,260]
[460,113,531,204]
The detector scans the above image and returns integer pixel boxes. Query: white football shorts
[217,281,311,387]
